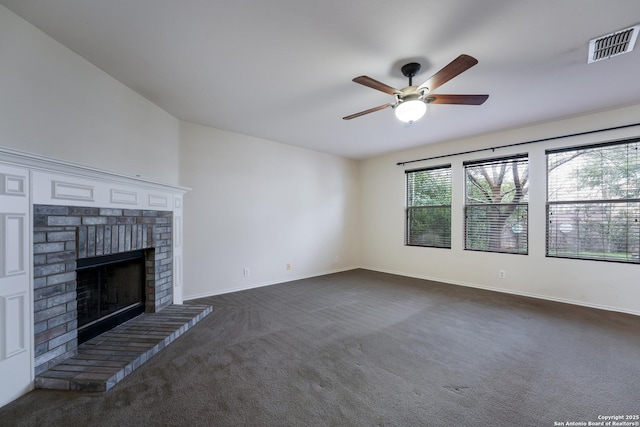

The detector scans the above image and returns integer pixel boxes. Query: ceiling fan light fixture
[394,97,426,123]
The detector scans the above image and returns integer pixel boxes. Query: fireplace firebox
[76,249,147,344]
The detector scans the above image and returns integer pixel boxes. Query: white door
[0,164,32,407]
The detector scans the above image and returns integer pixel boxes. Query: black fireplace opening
[76,249,147,344]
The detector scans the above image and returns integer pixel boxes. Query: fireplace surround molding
[0,146,189,407]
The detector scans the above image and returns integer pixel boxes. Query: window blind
[406,165,451,248]
[547,139,640,263]
[464,155,529,254]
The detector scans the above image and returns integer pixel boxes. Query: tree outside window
[464,155,529,254]
[406,166,451,248]
[547,140,640,263]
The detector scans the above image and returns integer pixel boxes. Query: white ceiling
[3,1,640,159]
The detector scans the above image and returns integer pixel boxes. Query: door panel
[0,165,32,408]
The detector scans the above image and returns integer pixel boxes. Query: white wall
[179,122,360,298]
[0,6,180,184]
[0,6,183,409]
[2,3,638,315]
[360,104,640,315]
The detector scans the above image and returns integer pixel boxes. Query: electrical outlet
[498,269,506,279]
[286,263,291,270]
[243,268,250,277]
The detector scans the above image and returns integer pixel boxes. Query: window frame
[463,154,529,255]
[405,164,452,249]
[546,138,640,263]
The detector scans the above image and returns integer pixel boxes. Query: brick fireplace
[0,148,189,407]
[33,205,173,375]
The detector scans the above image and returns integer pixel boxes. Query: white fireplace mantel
[0,146,189,408]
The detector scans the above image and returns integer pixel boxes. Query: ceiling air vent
[588,25,639,63]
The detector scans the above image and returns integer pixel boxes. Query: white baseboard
[360,265,640,317]
[183,266,359,300]
[185,264,640,317]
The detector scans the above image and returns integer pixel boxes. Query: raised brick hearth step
[35,304,212,392]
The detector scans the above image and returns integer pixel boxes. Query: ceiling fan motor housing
[401,62,422,86]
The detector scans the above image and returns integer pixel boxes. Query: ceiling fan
[343,54,489,123]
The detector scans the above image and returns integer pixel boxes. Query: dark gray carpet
[2,269,639,426]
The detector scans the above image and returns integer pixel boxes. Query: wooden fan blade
[343,103,393,120]
[426,94,489,105]
[353,76,400,95]
[418,54,479,92]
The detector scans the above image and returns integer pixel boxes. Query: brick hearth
[35,304,212,391]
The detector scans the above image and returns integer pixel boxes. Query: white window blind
[406,165,451,248]
[464,155,529,254]
[547,139,640,263]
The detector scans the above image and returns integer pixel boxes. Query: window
[406,165,451,248]
[547,139,640,263]
[464,155,529,254]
